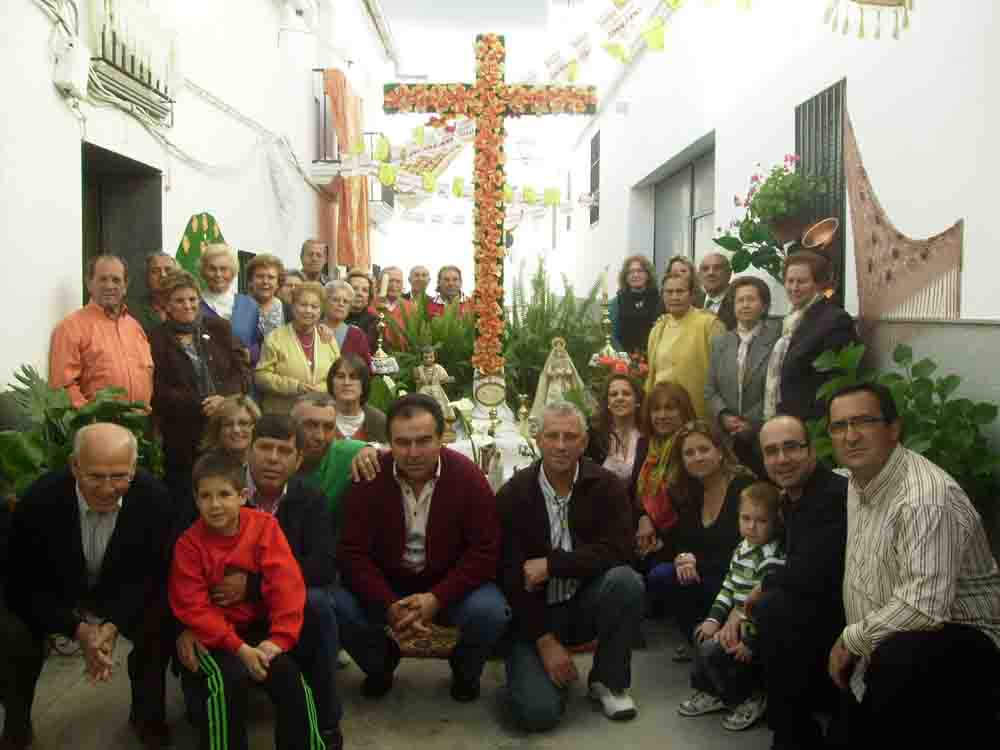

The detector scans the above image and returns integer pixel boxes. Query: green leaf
[714,235,743,253]
[813,349,841,373]
[817,375,855,403]
[841,344,866,374]
[972,403,998,426]
[730,249,752,273]
[878,372,906,387]
[911,358,937,380]
[893,344,913,366]
[936,374,962,400]
[904,435,933,454]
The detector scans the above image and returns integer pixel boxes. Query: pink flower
[734,194,743,207]
[750,174,761,184]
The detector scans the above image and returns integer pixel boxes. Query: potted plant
[714,155,827,283]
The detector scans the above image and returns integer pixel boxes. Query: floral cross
[384,34,598,375]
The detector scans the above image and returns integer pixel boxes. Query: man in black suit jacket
[698,252,737,330]
[1,423,175,750]
[746,416,848,750]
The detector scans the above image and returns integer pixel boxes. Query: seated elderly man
[497,401,644,731]
[1,424,174,750]
[824,384,1000,747]
[335,394,509,703]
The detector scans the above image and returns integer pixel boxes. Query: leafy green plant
[386,298,476,400]
[0,366,164,496]
[504,258,604,410]
[809,343,1000,508]
[714,155,827,283]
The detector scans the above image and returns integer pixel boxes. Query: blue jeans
[505,566,645,732]
[333,582,510,683]
[646,562,725,643]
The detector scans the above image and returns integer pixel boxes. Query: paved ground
[2,619,773,749]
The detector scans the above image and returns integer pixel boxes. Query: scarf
[165,318,216,398]
[735,322,762,415]
[616,287,663,354]
[634,434,679,532]
[201,285,236,320]
[763,294,821,419]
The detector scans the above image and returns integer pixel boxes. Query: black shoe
[360,636,400,699]
[450,675,481,702]
[321,727,344,750]
[130,719,175,750]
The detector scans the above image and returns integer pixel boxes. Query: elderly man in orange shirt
[49,254,154,409]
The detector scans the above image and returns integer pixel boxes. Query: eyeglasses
[762,440,809,459]
[828,415,885,437]
[80,472,133,486]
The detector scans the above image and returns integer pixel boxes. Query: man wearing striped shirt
[827,383,1000,746]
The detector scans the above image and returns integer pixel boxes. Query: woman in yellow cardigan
[646,272,725,418]
[255,281,341,414]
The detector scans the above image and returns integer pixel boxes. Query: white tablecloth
[449,414,536,484]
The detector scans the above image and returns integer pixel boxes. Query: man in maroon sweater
[335,394,509,702]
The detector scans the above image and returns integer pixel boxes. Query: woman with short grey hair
[322,280,372,363]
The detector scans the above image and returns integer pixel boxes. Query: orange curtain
[320,69,370,270]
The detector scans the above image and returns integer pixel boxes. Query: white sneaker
[677,690,726,717]
[589,681,638,721]
[336,649,352,669]
[722,694,767,731]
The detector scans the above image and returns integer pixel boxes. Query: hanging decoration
[823,0,914,39]
[383,34,597,377]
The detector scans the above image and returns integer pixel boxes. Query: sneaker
[671,643,692,662]
[588,681,638,721]
[677,690,726,717]
[722,694,767,731]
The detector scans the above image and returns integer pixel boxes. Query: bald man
[2,424,175,749]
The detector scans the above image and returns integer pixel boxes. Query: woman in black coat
[149,270,251,499]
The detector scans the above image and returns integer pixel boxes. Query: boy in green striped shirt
[678,482,785,731]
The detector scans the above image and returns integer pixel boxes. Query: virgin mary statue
[529,337,595,425]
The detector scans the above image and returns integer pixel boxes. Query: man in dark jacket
[2,423,174,749]
[177,414,343,750]
[746,415,848,750]
[336,394,509,704]
[498,401,644,732]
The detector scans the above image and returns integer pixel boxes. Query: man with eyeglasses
[1,423,175,749]
[745,414,848,750]
[824,383,1000,747]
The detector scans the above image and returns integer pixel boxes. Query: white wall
[0,0,386,387]
[567,0,1000,319]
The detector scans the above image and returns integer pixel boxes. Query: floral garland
[384,34,597,376]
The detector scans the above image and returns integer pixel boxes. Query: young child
[169,453,326,750]
[677,481,785,731]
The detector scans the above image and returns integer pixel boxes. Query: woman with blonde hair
[199,243,261,359]
[255,281,341,414]
[665,256,705,308]
[200,394,261,461]
[609,255,663,356]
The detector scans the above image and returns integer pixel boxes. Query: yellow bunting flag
[413,126,425,146]
[601,41,631,64]
[378,164,397,187]
[452,177,465,198]
[374,135,390,162]
[422,173,435,192]
[666,0,686,9]
[566,59,580,82]
[612,0,629,7]
[350,139,365,156]
[523,187,538,205]
[641,16,666,51]
[543,188,561,207]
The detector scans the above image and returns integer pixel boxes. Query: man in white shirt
[826,383,1000,747]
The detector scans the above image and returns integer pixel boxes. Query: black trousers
[182,647,325,750]
[754,589,842,748]
[0,601,171,743]
[829,624,1000,749]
